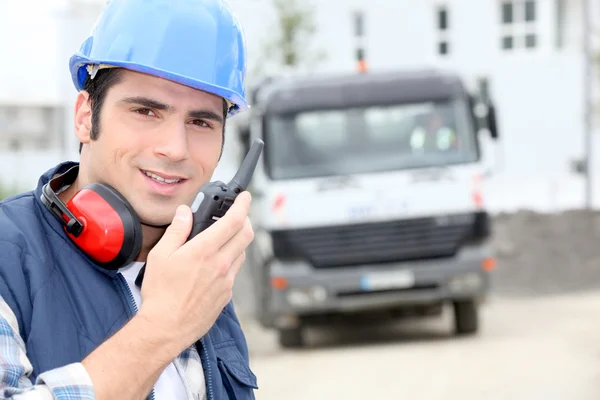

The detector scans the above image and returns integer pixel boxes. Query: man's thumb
[155,205,192,254]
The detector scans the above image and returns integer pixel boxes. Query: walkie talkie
[135,139,264,288]
[187,138,264,240]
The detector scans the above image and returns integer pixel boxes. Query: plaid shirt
[0,290,206,400]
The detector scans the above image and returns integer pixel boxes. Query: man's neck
[135,225,165,262]
[56,175,81,205]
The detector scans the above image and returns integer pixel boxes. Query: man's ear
[74,91,93,144]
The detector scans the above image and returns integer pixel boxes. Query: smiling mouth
[141,170,186,184]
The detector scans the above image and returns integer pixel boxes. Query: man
[0,0,257,399]
[409,110,459,153]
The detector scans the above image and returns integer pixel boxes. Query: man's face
[75,70,225,226]
[427,114,443,133]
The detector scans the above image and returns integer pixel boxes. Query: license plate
[360,270,415,291]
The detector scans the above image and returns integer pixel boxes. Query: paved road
[239,291,600,400]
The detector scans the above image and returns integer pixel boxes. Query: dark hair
[78,68,228,154]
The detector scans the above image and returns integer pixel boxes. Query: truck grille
[270,214,476,268]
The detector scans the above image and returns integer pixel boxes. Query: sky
[0,0,273,105]
[0,1,68,104]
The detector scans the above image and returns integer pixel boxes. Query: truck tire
[453,299,479,335]
[278,327,304,349]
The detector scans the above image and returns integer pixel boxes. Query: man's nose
[153,124,189,162]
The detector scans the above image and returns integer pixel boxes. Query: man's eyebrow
[189,110,223,125]
[118,96,223,124]
[118,96,172,111]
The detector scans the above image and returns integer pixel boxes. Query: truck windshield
[263,97,479,180]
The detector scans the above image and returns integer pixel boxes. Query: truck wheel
[453,299,479,335]
[278,327,304,349]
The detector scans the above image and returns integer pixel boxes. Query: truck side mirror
[469,94,499,141]
[487,104,499,140]
[238,126,251,155]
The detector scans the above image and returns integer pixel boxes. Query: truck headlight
[449,273,482,292]
[286,286,327,306]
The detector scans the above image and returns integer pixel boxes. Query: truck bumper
[263,244,494,328]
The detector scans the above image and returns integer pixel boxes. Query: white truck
[238,69,499,348]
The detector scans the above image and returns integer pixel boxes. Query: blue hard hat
[69,0,249,116]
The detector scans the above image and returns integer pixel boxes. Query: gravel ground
[246,292,600,399]
[490,209,600,297]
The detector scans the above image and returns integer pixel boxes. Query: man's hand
[81,191,253,400]
[139,191,254,352]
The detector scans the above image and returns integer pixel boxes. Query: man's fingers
[226,250,247,282]
[217,217,254,265]
[152,205,193,257]
[188,191,252,254]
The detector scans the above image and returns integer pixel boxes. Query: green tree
[250,0,326,79]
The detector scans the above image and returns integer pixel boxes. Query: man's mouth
[141,169,185,184]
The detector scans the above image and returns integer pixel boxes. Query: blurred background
[1,0,600,398]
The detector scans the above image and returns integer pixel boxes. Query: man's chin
[131,201,188,229]
[137,212,175,229]
[141,220,172,229]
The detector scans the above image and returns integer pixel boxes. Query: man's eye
[135,108,155,117]
[192,120,210,128]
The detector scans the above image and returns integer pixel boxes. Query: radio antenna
[227,139,264,193]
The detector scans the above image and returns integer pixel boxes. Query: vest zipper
[116,274,157,400]
[198,338,214,400]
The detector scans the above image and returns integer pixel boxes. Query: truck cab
[240,69,499,348]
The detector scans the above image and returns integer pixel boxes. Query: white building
[0,0,598,212]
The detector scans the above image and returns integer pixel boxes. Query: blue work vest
[0,161,258,399]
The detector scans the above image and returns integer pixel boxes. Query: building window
[438,8,448,30]
[502,36,514,49]
[436,5,450,56]
[525,34,536,48]
[438,41,449,55]
[0,105,62,151]
[524,0,536,21]
[502,2,513,24]
[499,1,537,51]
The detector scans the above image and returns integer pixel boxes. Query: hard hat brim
[69,54,249,117]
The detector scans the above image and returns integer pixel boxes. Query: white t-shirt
[118,261,198,400]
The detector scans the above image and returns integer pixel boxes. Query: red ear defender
[41,166,143,270]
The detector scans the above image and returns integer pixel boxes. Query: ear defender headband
[40,166,143,270]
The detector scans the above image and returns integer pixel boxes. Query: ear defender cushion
[65,183,143,270]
